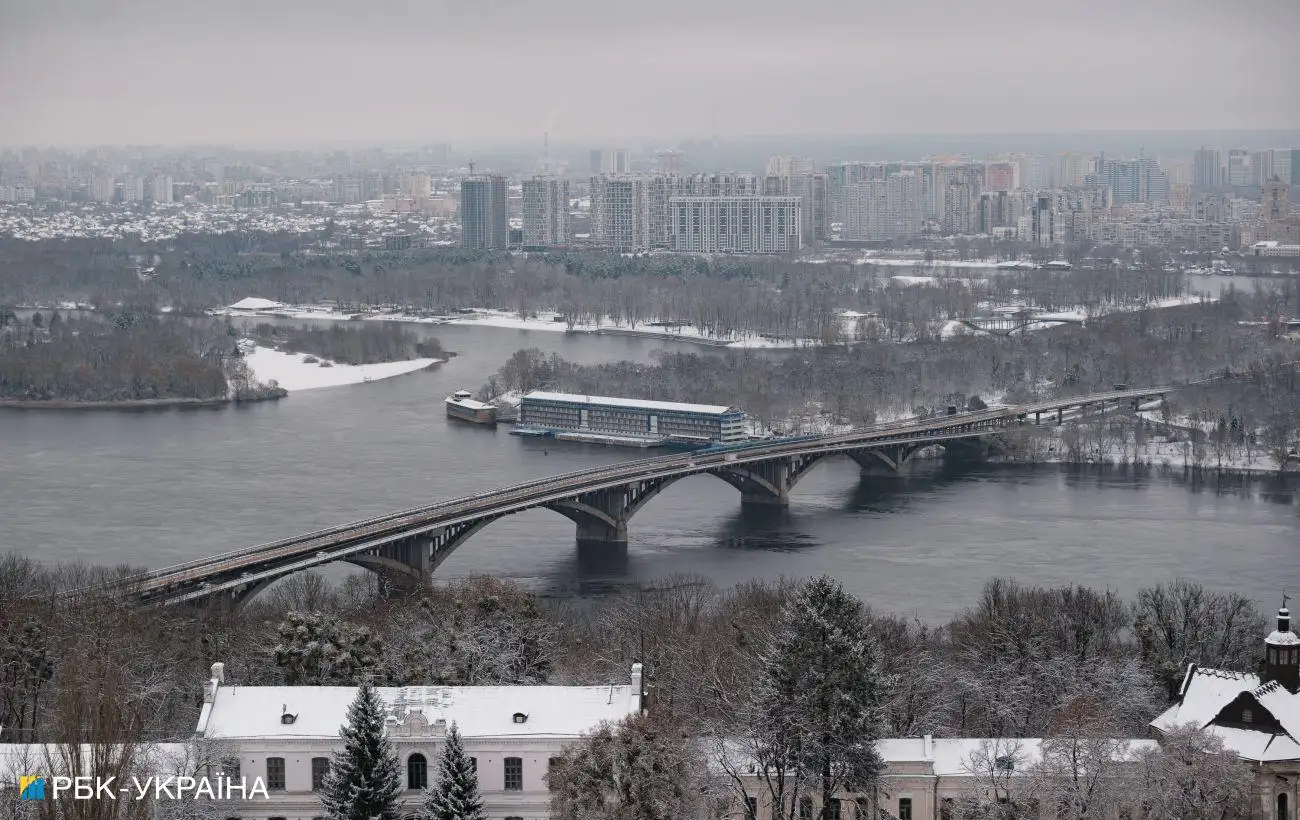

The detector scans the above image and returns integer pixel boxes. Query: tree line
[5,558,1261,819]
[0,310,239,402]
[245,322,446,366]
[8,233,1293,346]
[479,297,1299,452]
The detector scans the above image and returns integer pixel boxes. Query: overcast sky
[2,0,1298,146]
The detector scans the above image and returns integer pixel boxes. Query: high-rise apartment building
[1016,154,1048,190]
[983,162,1018,192]
[942,182,976,235]
[654,151,685,175]
[1055,153,1089,188]
[1193,147,1222,188]
[765,156,815,177]
[121,175,145,203]
[1273,150,1293,186]
[591,175,652,251]
[1226,150,1251,186]
[1251,150,1275,186]
[668,196,802,253]
[150,174,173,203]
[521,177,570,247]
[1030,195,1057,247]
[764,172,830,242]
[402,171,431,200]
[1290,149,1300,185]
[1262,177,1290,222]
[89,175,115,203]
[589,149,631,175]
[459,174,509,250]
[842,171,921,241]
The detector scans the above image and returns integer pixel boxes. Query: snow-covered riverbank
[241,344,440,391]
[212,294,1217,350]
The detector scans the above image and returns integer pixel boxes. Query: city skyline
[2,0,1298,146]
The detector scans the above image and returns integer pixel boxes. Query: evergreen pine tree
[321,680,402,820]
[753,575,887,820]
[421,723,484,820]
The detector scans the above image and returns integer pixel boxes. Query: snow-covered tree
[547,712,722,820]
[751,575,887,819]
[1136,725,1253,818]
[421,723,484,820]
[1023,697,1139,820]
[273,610,385,685]
[1133,580,1265,700]
[321,680,402,820]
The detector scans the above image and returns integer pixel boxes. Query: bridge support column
[547,478,671,549]
[848,445,918,475]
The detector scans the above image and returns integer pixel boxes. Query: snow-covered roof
[198,680,639,741]
[721,737,1156,778]
[228,296,284,310]
[1151,664,1300,763]
[522,391,739,416]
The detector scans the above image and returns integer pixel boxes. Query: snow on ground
[241,344,438,391]
[214,293,1216,351]
[860,257,1006,268]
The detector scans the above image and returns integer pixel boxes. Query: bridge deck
[102,386,1171,605]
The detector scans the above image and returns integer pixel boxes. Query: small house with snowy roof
[1150,604,1300,818]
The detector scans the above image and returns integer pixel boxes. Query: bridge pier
[713,452,825,507]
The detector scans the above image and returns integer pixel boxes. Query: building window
[311,757,330,791]
[1241,708,1253,724]
[468,757,476,773]
[994,755,1015,772]
[548,757,563,779]
[829,798,842,819]
[799,795,814,820]
[265,758,285,791]
[745,796,758,820]
[940,798,955,820]
[504,757,523,791]
[899,797,913,820]
[407,753,427,790]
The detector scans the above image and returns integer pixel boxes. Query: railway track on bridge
[89,386,1172,607]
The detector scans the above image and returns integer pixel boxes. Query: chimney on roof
[204,662,225,704]
[923,734,933,759]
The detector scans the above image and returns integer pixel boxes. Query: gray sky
[2,0,1298,146]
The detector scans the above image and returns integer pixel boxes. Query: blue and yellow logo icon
[19,776,45,800]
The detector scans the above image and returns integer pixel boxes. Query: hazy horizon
[3,0,1299,147]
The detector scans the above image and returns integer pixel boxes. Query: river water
[1,321,1296,621]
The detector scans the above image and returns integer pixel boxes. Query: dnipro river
[1,320,1296,621]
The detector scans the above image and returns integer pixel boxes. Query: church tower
[1265,600,1299,693]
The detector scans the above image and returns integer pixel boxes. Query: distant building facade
[459,174,509,250]
[668,195,802,254]
[521,177,570,246]
[519,392,747,444]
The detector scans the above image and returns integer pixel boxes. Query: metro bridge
[104,387,1171,608]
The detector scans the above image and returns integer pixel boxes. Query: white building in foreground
[1151,604,1300,819]
[195,662,644,820]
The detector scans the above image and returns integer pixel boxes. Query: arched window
[1279,793,1289,820]
[407,753,427,790]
